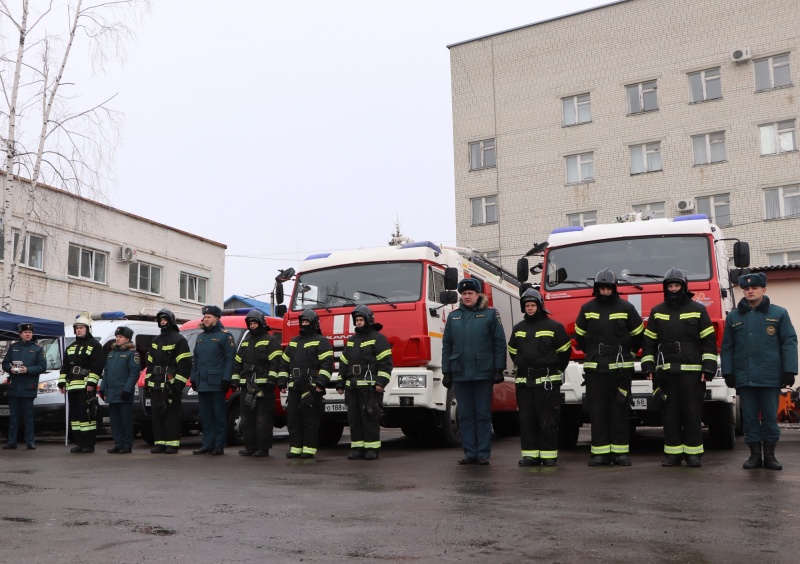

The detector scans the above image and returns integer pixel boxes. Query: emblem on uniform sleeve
[134,355,141,365]
[766,325,776,336]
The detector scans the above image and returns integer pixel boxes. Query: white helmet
[73,314,92,333]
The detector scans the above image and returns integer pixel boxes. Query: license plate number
[632,397,647,410]
[0,407,9,417]
[324,403,347,413]
[145,399,151,407]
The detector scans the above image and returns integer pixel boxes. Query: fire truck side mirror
[443,267,459,290]
[274,305,287,318]
[516,258,529,282]
[274,283,284,304]
[439,290,458,305]
[733,242,750,268]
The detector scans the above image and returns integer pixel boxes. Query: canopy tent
[0,312,65,341]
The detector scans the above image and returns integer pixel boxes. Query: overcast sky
[89,0,610,301]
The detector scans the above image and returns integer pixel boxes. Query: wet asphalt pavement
[1,426,800,563]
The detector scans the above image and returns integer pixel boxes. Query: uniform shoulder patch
[134,354,141,365]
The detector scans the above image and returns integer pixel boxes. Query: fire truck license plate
[0,407,9,417]
[632,397,647,410]
[324,403,347,413]
[144,399,151,407]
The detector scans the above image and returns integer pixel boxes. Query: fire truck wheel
[491,412,519,437]
[318,422,344,447]
[139,421,154,445]
[226,403,244,446]
[434,389,461,448]
[707,403,735,450]
[788,410,800,424]
[400,423,428,439]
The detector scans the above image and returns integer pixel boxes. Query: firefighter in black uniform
[147,309,192,454]
[575,269,644,466]
[336,305,393,460]
[508,289,572,467]
[232,309,282,457]
[641,268,717,467]
[58,315,105,453]
[277,309,333,459]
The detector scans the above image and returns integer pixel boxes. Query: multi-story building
[2,177,225,323]
[448,0,799,271]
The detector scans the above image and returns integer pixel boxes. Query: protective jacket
[2,339,47,398]
[641,299,717,376]
[190,321,235,393]
[507,314,571,387]
[233,327,282,392]
[278,333,334,391]
[721,296,798,388]
[147,326,192,391]
[575,296,644,372]
[338,326,393,389]
[103,342,140,403]
[59,334,105,392]
[442,294,506,382]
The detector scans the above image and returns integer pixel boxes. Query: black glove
[120,390,132,401]
[782,373,796,387]
[220,380,231,393]
[493,370,505,384]
[652,387,667,409]
[99,392,106,402]
[263,382,276,395]
[57,382,65,390]
[723,374,736,389]
[230,384,239,393]
[616,387,629,406]
[277,378,287,391]
[442,373,452,389]
[702,371,715,382]
[300,391,315,409]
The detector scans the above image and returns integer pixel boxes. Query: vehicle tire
[734,398,744,437]
[226,403,243,446]
[434,389,461,448]
[139,421,154,445]
[318,421,344,447]
[788,410,800,424]
[0,418,10,440]
[400,423,428,439]
[558,406,581,449]
[491,411,519,437]
[708,403,735,450]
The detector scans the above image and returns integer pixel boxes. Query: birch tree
[0,0,148,312]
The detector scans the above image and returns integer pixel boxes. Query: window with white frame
[692,131,727,165]
[471,195,497,225]
[68,244,107,283]
[469,139,496,170]
[565,152,594,184]
[632,202,666,219]
[180,272,208,303]
[630,142,662,174]
[760,120,797,155]
[626,80,658,114]
[764,185,800,220]
[768,251,800,266]
[755,53,791,91]
[562,93,592,126]
[688,68,721,103]
[696,194,731,226]
[567,211,597,227]
[129,262,161,294]
[0,231,44,270]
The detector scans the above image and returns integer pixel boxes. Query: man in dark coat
[101,326,140,453]
[2,322,47,449]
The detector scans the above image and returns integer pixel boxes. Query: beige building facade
[3,179,225,324]
[449,0,800,271]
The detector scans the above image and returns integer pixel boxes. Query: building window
[129,262,161,294]
[626,80,658,114]
[567,211,597,227]
[768,251,800,266]
[68,245,107,283]
[469,139,496,170]
[562,93,592,126]
[180,272,208,303]
[697,194,731,226]
[764,185,800,220]
[688,68,722,103]
[565,152,594,184]
[1,232,44,270]
[692,131,727,165]
[471,195,497,226]
[632,202,666,219]
[630,142,662,174]
[755,53,791,91]
[760,120,797,155]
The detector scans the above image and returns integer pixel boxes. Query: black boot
[347,448,364,460]
[588,455,611,466]
[763,441,782,471]
[742,442,762,470]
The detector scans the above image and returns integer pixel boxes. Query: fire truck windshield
[545,235,712,290]
[291,262,423,311]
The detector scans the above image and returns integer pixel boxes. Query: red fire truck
[276,241,521,447]
[516,213,750,449]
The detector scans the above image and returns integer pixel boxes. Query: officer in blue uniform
[101,326,140,453]
[2,323,47,449]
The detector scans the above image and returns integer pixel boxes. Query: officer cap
[115,326,134,340]
[457,278,482,294]
[202,305,223,319]
[738,272,767,289]
[17,322,34,333]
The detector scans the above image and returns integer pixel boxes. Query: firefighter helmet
[73,315,92,333]
[115,326,134,340]
[663,267,688,290]
[245,309,266,329]
[156,308,177,326]
[520,288,547,313]
[594,268,617,287]
[351,304,375,326]
[299,309,320,330]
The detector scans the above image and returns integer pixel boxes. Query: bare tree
[388,214,405,246]
[0,0,148,312]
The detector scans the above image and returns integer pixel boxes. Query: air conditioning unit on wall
[117,246,137,262]
[676,199,696,212]
[731,47,752,63]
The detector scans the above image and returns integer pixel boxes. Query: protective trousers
[662,372,704,456]
[345,387,383,451]
[586,371,630,455]
[240,391,274,451]
[150,389,182,448]
[517,385,560,460]
[68,390,96,448]
[287,388,321,456]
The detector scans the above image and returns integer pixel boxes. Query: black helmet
[156,308,177,326]
[663,267,687,290]
[351,305,375,325]
[115,326,134,340]
[299,309,320,330]
[594,268,617,287]
[245,309,266,329]
[520,288,550,314]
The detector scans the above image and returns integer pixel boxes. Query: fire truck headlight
[397,375,426,388]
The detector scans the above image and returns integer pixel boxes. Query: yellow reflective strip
[574,326,586,336]
[521,450,540,457]
[556,342,571,353]
[176,352,192,362]
[680,312,701,319]
[376,349,392,360]
[641,355,654,363]
[584,313,600,319]
[540,450,558,459]
[584,362,598,369]
[535,331,555,338]
[654,313,670,321]
[608,313,628,320]
[319,370,331,378]
[255,340,271,347]
[630,324,644,336]
[304,341,320,348]
[268,350,282,360]
[515,378,527,384]
[644,329,657,339]
[684,444,704,455]
[702,353,717,361]
[174,375,188,383]
[664,444,684,454]
[361,340,376,347]
[699,326,715,338]
[162,344,176,351]
[514,331,527,338]
[591,445,611,454]
[508,346,517,355]
[319,351,333,359]
[234,355,242,363]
